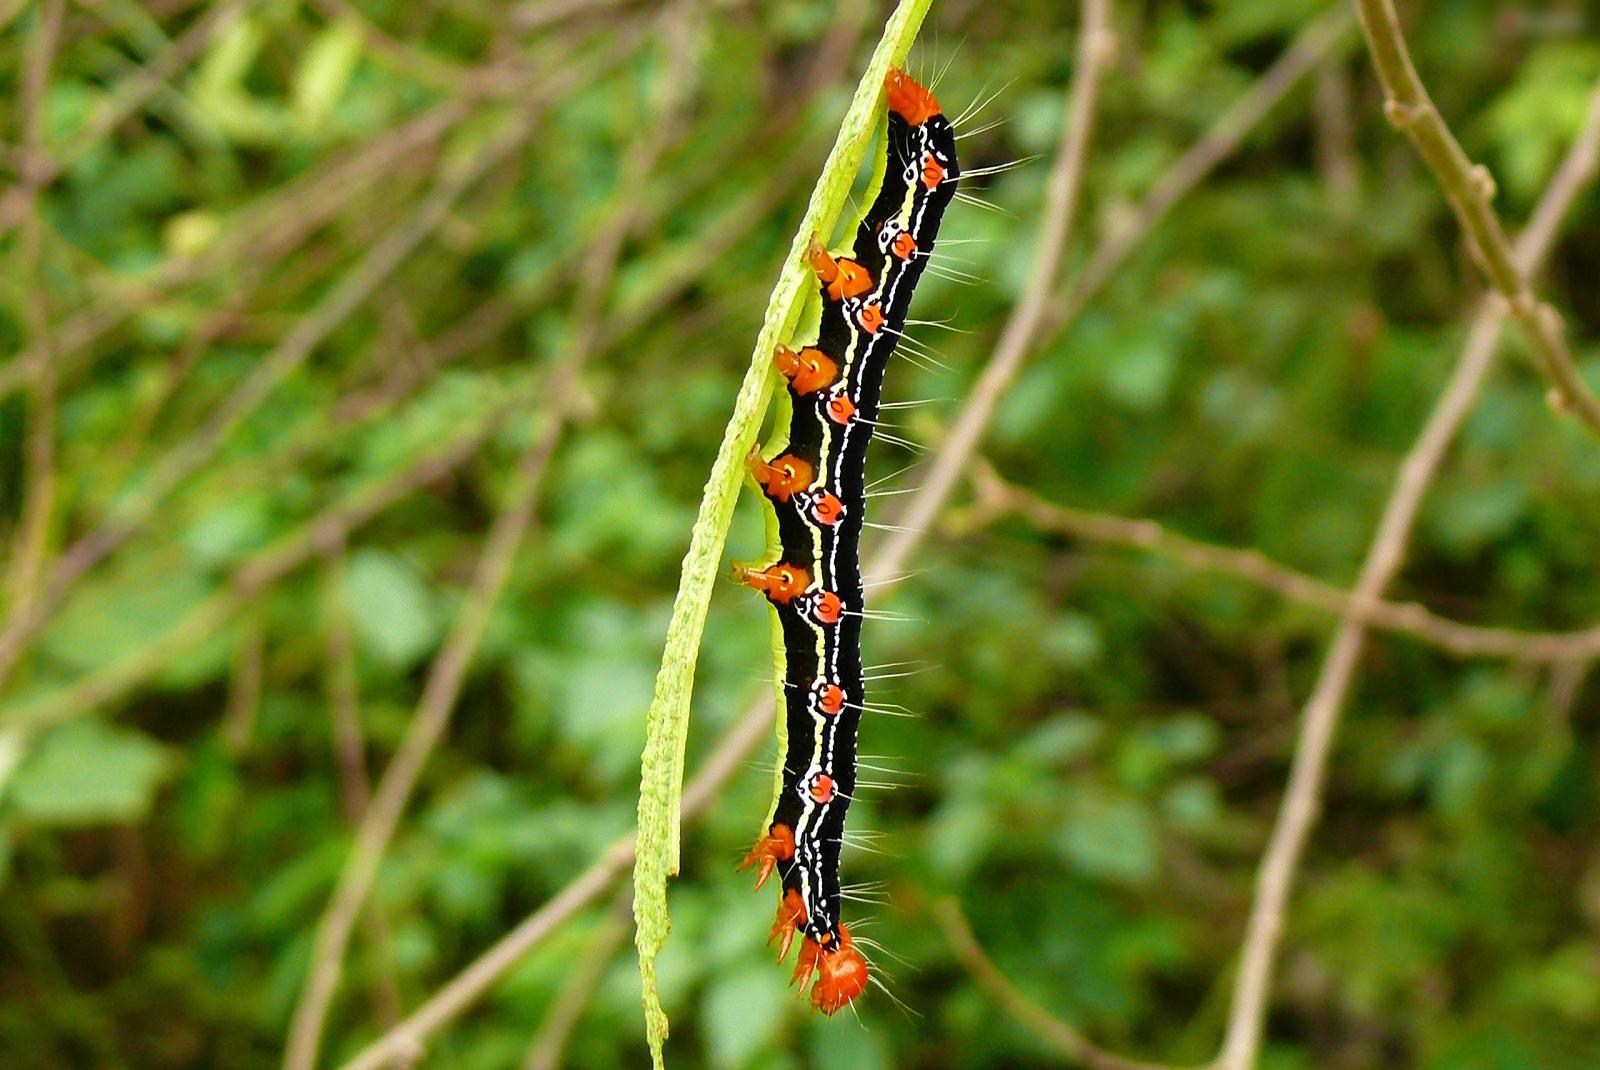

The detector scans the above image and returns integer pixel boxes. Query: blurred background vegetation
[2,0,1599,1068]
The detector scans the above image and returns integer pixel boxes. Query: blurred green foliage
[0,1,1598,1068]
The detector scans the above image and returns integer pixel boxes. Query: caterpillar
[733,67,958,1016]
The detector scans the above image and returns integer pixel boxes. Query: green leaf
[292,18,364,135]
[10,721,171,826]
[345,549,440,667]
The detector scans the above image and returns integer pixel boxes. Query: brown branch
[521,887,633,1070]
[282,12,699,1066]
[220,609,264,755]
[936,900,1190,1070]
[0,385,526,744]
[5,0,64,610]
[963,460,1600,663]
[320,546,406,1035]
[1214,71,1600,1070]
[1353,0,1600,437]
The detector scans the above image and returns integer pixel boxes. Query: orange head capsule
[805,491,844,526]
[825,391,856,426]
[738,824,796,890]
[734,562,811,605]
[749,451,813,502]
[885,67,941,126]
[774,344,838,395]
[769,888,808,962]
[921,154,946,190]
[891,231,918,259]
[855,301,885,334]
[808,774,836,803]
[808,590,843,625]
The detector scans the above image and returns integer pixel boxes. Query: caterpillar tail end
[791,925,869,1016]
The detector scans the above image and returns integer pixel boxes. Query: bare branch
[5,0,64,610]
[1353,0,1600,437]
[521,888,633,1070]
[936,900,1190,1070]
[1214,71,1600,1070]
[963,460,1600,663]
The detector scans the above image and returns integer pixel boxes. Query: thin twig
[0,387,528,742]
[220,609,264,755]
[962,460,1600,663]
[1214,71,1600,1070]
[5,0,64,609]
[521,887,633,1070]
[1353,0,1600,437]
[282,13,699,1067]
[936,900,1188,1070]
[321,546,406,1034]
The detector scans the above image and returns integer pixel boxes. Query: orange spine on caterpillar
[734,65,958,1016]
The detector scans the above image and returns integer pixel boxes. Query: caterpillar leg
[768,888,807,962]
[738,823,795,890]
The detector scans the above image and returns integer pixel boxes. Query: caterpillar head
[885,67,941,126]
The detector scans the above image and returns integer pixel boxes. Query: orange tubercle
[809,238,874,302]
[885,67,941,126]
[807,492,844,526]
[738,824,796,890]
[856,301,885,334]
[807,237,839,283]
[774,344,838,395]
[921,155,946,190]
[749,451,814,502]
[809,774,836,803]
[793,926,870,1016]
[891,231,918,259]
[809,590,843,625]
[734,562,812,605]
[811,680,845,716]
[768,888,808,962]
[825,392,856,426]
